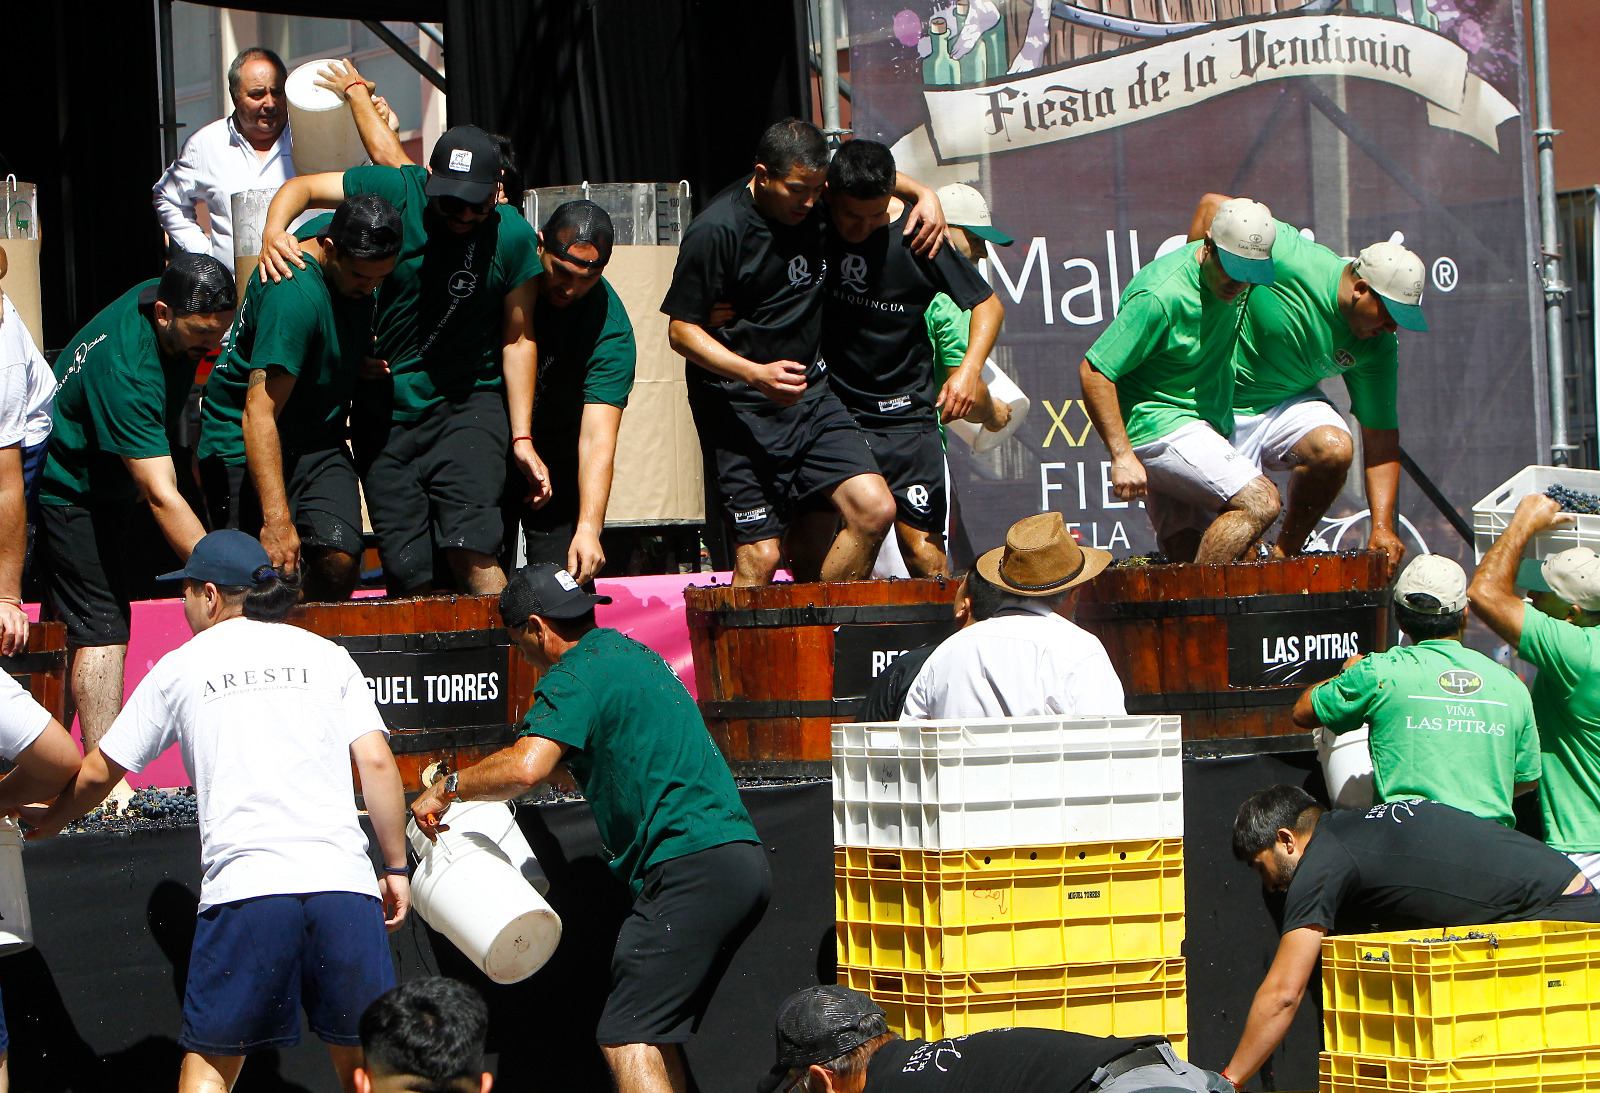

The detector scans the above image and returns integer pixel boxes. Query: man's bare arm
[243,368,302,571]
[1361,426,1405,579]
[259,174,347,282]
[316,59,409,167]
[1469,493,1572,647]
[937,294,1004,424]
[571,403,624,584]
[0,445,29,654]
[409,735,568,839]
[503,279,551,508]
[667,319,807,406]
[1222,926,1326,1087]
[124,455,205,560]
[1079,359,1145,501]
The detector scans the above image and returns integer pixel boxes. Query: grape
[1545,485,1600,514]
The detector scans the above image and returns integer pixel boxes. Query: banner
[850,0,1545,579]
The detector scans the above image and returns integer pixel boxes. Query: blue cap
[157,530,276,587]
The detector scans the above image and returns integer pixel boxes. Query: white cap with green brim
[1353,241,1428,332]
[934,182,1014,247]
[1393,554,1467,614]
[1518,548,1600,611]
[1210,198,1277,286]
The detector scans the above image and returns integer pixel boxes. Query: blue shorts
[181,892,394,1055]
[0,982,8,1055]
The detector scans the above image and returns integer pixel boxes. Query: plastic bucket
[0,818,34,956]
[286,60,367,175]
[1316,726,1374,810]
[408,803,561,983]
[436,800,549,895]
[948,360,1029,453]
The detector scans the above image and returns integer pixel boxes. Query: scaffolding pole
[1532,0,1574,465]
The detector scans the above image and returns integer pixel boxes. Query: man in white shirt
[0,248,53,655]
[25,530,411,1093]
[900,511,1126,719]
[153,48,294,268]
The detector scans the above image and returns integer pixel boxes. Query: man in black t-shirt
[756,985,1226,1093]
[1220,786,1600,1089]
[663,119,948,586]
[821,140,1004,578]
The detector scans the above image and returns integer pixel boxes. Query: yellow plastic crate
[835,839,1184,972]
[1322,922,1600,1060]
[840,957,1186,1044]
[1320,1049,1600,1092]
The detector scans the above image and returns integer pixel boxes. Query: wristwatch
[442,771,459,800]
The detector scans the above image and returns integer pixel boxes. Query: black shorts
[199,450,364,556]
[353,390,509,592]
[689,387,879,544]
[38,502,137,647]
[863,426,947,533]
[595,840,771,1046]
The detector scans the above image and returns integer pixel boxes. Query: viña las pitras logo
[1438,669,1483,696]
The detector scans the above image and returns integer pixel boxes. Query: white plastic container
[832,716,1183,850]
[1316,725,1375,811]
[0,818,34,956]
[230,187,276,290]
[408,803,561,983]
[438,799,550,895]
[948,361,1030,454]
[1472,465,1600,561]
[285,60,367,175]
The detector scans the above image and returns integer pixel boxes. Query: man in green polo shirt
[410,563,768,1093]
[1081,198,1280,563]
[510,200,636,585]
[258,126,544,597]
[198,194,404,602]
[1470,494,1600,886]
[1190,194,1428,577]
[38,254,235,783]
[1294,554,1539,826]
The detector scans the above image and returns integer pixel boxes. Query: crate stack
[1319,921,1600,1092]
[831,715,1187,1047]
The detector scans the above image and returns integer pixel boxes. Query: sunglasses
[437,194,495,217]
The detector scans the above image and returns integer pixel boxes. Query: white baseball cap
[1209,198,1277,286]
[934,183,1013,247]
[1518,548,1600,611]
[1393,554,1467,614]
[1353,241,1428,332]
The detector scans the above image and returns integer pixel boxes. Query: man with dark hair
[357,978,491,1093]
[857,568,1003,723]
[1292,554,1539,825]
[1220,787,1599,1089]
[154,47,296,268]
[508,200,636,584]
[758,985,1225,1093]
[39,255,235,800]
[663,118,949,586]
[259,125,545,597]
[199,193,404,601]
[410,562,767,1093]
[25,530,412,1093]
[820,140,1003,578]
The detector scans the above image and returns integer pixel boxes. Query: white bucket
[1317,725,1375,810]
[286,60,368,175]
[230,188,276,291]
[948,360,1030,453]
[0,818,34,956]
[408,803,561,984]
[436,800,550,895]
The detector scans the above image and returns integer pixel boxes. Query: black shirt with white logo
[864,1031,1166,1093]
[1280,801,1579,936]
[822,208,994,431]
[661,185,827,413]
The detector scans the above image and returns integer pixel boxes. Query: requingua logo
[1438,669,1483,696]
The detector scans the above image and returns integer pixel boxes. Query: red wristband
[343,79,370,98]
[511,436,533,445]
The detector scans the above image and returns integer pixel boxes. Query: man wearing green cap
[1470,493,1600,886]
[1190,195,1428,576]
[1081,198,1280,564]
[927,183,1016,439]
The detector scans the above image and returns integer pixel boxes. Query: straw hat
[975,512,1110,596]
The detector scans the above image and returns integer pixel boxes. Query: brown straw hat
[975,512,1111,596]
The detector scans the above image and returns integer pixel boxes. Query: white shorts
[1230,392,1350,473]
[1569,851,1600,887]
[1133,420,1260,544]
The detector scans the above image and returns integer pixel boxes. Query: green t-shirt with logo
[519,627,759,894]
[923,292,971,447]
[530,277,636,462]
[41,280,196,509]
[198,257,375,465]
[1234,219,1399,429]
[1085,241,1246,447]
[1311,638,1539,827]
[1518,604,1600,851]
[339,164,541,421]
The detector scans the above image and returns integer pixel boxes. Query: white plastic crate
[1473,465,1600,562]
[832,716,1183,850]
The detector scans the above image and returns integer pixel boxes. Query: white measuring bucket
[1316,725,1375,810]
[948,360,1030,453]
[408,802,561,983]
[285,60,368,175]
[0,817,34,955]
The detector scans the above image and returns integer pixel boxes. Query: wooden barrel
[686,578,960,775]
[0,621,68,722]
[293,596,541,792]
[1075,551,1390,751]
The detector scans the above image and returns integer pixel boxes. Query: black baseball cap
[425,125,503,206]
[157,530,276,586]
[499,562,612,627]
[756,987,887,1093]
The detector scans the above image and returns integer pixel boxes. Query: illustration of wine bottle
[922,17,961,86]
